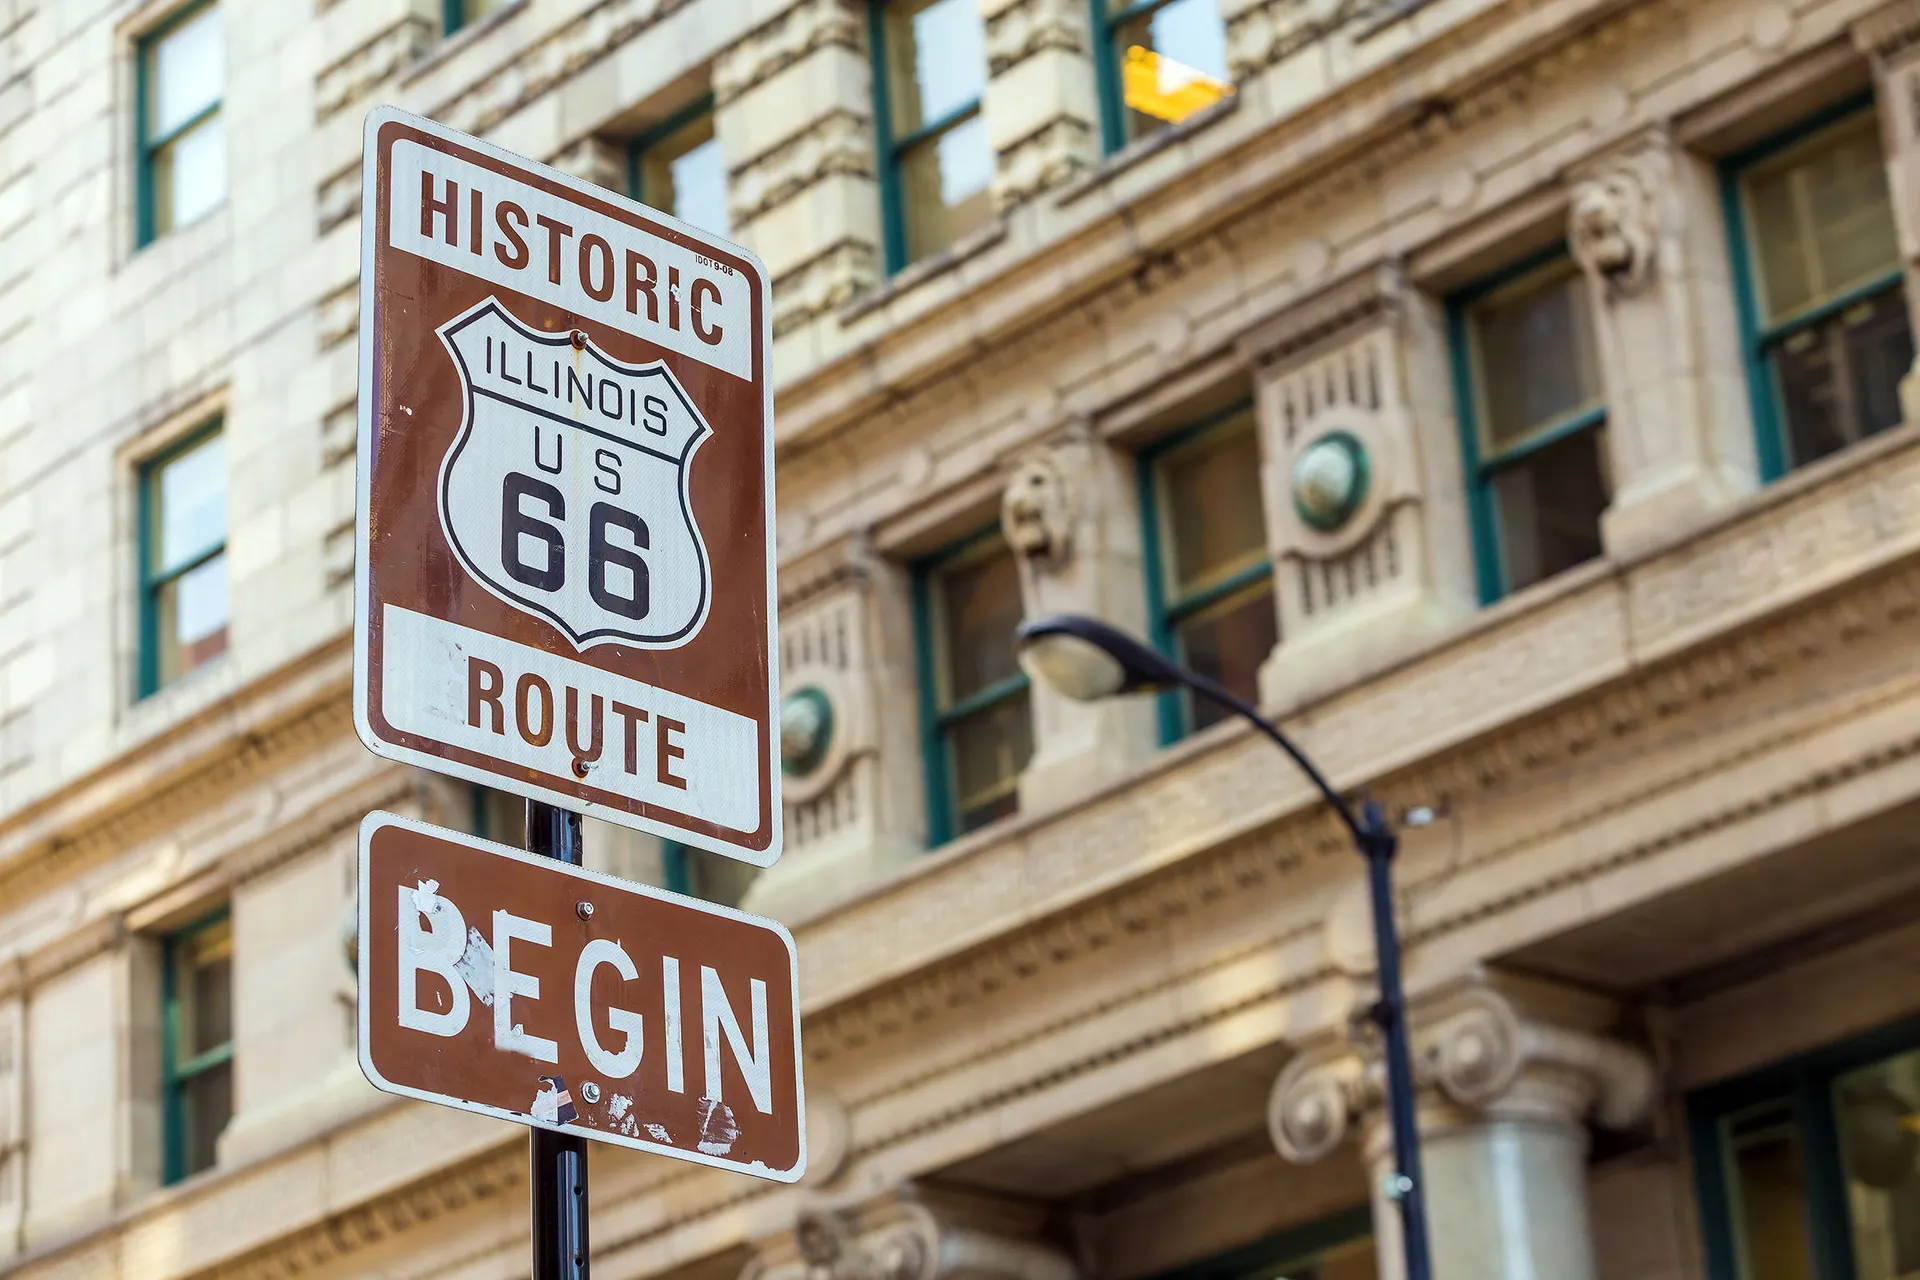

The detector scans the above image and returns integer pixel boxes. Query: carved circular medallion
[1291,431,1371,532]
[781,686,835,778]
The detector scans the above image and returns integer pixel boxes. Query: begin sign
[357,812,805,1181]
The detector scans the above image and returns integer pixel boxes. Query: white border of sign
[352,106,783,868]
[356,810,808,1182]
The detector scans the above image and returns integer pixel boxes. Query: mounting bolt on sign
[351,104,795,1280]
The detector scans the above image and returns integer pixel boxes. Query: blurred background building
[4,0,1920,1275]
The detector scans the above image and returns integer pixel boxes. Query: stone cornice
[0,638,353,909]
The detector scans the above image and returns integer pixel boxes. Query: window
[1144,1207,1375,1280]
[1093,0,1232,154]
[1690,1016,1920,1280]
[162,913,233,1184]
[631,98,731,239]
[1727,104,1913,479]
[1450,251,1612,603]
[136,2,224,246]
[1141,401,1277,741]
[914,532,1033,843]
[871,0,994,270]
[444,0,514,35]
[139,426,229,695]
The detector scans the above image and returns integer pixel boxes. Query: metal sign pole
[526,800,591,1280]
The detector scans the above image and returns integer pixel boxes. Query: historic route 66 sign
[355,108,780,866]
[438,299,712,648]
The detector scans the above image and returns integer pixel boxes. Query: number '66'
[499,471,649,620]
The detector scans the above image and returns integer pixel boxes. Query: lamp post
[1014,612,1435,1280]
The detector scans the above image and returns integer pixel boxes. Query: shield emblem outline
[432,297,714,651]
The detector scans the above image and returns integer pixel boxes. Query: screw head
[569,329,588,349]
[581,1082,601,1104]
[1380,1172,1415,1201]
[576,901,594,921]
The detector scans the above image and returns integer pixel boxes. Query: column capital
[742,1188,1076,1280]
[1267,972,1656,1165]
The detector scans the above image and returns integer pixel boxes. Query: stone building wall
[3,0,1920,1276]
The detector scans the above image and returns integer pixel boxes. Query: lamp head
[1014,613,1186,702]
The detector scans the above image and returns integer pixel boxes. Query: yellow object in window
[1121,45,1231,125]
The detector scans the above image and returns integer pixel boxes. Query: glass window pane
[156,552,230,684]
[1774,282,1913,469]
[1746,116,1901,326]
[1113,0,1232,142]
[900,114,993,261]
[947,693,1032,834]
[1469,263,1604,452]
[154,433,226,574]
[1161,411,1266,595]
[1837,1048,1920,1280]
[638,111,730,239]
[1724,1098,1816,1280]
[147,5,222,140]
[937,544,1023,704]
[885,0,986,136]
[1490,424,1610,594]
[1174,583,1276,731]
[181,1058,232,1177]
[454,0,515,27]
[153,112,226,235]
[183,920,233,1057]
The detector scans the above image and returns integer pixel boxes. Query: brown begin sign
[357,812,806,1180]
[352,106,781,867]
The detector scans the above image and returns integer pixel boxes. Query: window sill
[837,221,1009,327]
[400,0,529,86]
[1054,93,1242,210]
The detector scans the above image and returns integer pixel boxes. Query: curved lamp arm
[1013,613,1370,846]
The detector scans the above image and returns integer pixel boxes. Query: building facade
[5,0,1920,1275]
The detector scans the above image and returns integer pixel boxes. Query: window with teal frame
[1688,1012,1920,1280]
[161,911,233,1184]
[1143,1205,1377,1280]
[1089,0,1231,154]
[912,529,1033,845]
[1447,246,1613,604]
[135,1,224,247]
[443,0,514,36]
[1722,98,1913,482]
[869,0,994,271]
[1138,398,1276,743]
[138,423,230,697]
[629,96,731,240]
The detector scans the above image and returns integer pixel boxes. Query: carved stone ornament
[1001,451,1074,564]
[1268,976,1657,1166]
[1569,149,1664,296]
[744,1192,1075,1280]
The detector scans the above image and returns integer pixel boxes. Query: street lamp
[1014,612,1435,1280]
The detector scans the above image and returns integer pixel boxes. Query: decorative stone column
[1568,129,1759,560]
[982,0,1102,212]
[742,1188,1075,1280]
[1269,972,1655,1280]
[1239,265,1477,714]
[1002,427,1156,813]
[1855,0,1920,420]
[742,535,927,922]
[715,0,883,340]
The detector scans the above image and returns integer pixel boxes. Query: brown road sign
[353,106,780,866]
[357,812,806,1181]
